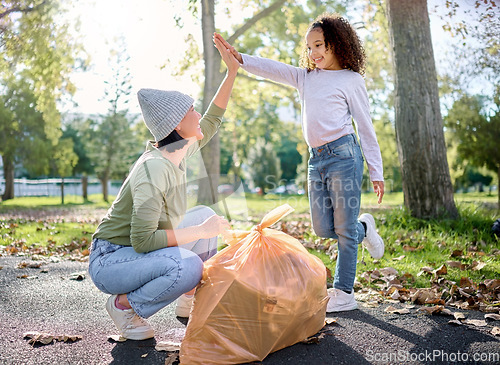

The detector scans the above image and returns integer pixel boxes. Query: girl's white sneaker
[326,288,358,312]
[359,213,385,259]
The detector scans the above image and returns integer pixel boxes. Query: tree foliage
[445,91,500,203]
[246,138,282,194]
[86,48,137,202]
[0,0,82,200]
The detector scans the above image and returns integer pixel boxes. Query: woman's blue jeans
[88,206,217,318]
[308,134,366,292]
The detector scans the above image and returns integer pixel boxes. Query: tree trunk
[497,165,500,209]
[198,0,223,206]
[101,177,109,203]
[2,155,15,201]
[82,175,88,202]
[60,177,65,205]
[387,0,458,219]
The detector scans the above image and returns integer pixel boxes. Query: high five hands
[213,33,241,74]
[213,33,243,64]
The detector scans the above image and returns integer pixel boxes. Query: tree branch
[0,0,48,20]
[227,0,287,44]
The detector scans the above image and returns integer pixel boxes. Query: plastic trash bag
[180,204,328,364]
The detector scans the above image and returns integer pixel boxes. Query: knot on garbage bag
[252,224,263,234]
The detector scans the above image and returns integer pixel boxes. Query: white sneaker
[106,295,154,340]
[175,294,194,318]
[359,213,384,259]
[327,288,358,312]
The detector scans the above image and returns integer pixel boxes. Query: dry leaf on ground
[463,319,488,327]
[417,305,445,315]
[301,333,326,344]
[23,331,82,345]
[155,340,181,352]
[69,272,86,281]
[107,335,127,342]
[384,306,410,315]
[165,353,179,365]
[491,327,500,336]
[485,313,500,321]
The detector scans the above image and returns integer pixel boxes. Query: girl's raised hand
[213,32,243,64]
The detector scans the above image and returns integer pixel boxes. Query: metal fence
[0,178,121,197]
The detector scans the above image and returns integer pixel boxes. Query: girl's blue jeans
[88,205,217,318]
[308,134,366,292]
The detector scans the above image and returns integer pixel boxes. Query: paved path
[1,256,499,365]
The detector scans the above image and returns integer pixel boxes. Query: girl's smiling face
[306,28,340,70]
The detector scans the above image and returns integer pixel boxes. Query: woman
[88,35,239,340]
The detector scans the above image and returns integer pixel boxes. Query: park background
[0,1,499,296]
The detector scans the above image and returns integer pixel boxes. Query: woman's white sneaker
[327,288,358,312]
[175,294,194,318]
[359,213,384,259]
[106,295,155,340]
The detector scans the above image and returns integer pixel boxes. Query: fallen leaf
[417,305,444,315]
[433,264,447,276]
[17,261,43,269]
[141,353,148,358]
[392,255,405,261]
[448,320,462,326]
[385,306,410,314]
[165,353,179,365]
[469,261,487,271]
[440,308,454,316]
[485,313,500,321]
[362,301,380,308]
[23,331,82,345]
[403,245,424,252]
[301,333,325,344]
[155,340,181,352]
[454,312,467,320]
[451,249,463,257]
[463,319,488,327]
[107,335,127,342]
[69,272,85,281]
[325,318,337,325]
[17,275,38,279]
[492,327,500,336]
[446,261,466,270]
[379,267,398,276]
[411,288,442,305]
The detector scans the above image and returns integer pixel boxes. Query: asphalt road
[1,256,499,365]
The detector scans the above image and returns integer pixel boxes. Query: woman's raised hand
[213,32,243,64]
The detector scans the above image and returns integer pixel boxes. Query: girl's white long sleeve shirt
[241,53,384,182]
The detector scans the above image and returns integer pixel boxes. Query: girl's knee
[312,222,335,239]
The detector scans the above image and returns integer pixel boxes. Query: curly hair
[299,13,366,75]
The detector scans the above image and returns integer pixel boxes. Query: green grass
[306,203,499,289]
[1,192,498,287]
[0,220,95,249]
[0,194,114,209]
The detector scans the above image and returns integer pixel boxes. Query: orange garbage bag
[179,204,328,364]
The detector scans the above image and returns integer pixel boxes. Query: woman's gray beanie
[137,89,194,142]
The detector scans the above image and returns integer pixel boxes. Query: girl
[88,35,239,340]
[215,13,384,312]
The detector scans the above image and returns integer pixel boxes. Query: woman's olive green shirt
[93,102,225,253]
